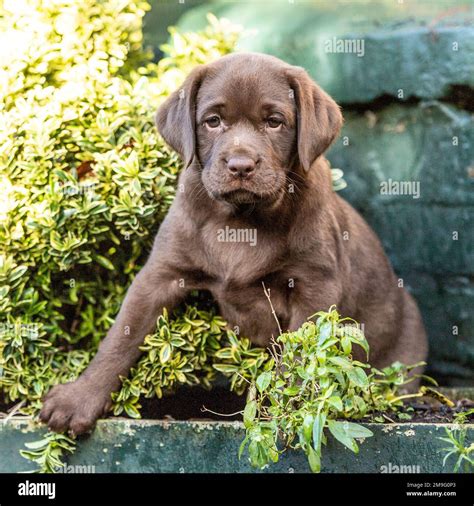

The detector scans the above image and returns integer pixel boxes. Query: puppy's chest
[199,222,285,285]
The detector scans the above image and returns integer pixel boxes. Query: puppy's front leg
[40,261,186,435]
[288,284,343,333]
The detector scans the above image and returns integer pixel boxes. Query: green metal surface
[1,418,472,473]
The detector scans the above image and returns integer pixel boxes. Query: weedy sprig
[438,408,474,473]
[239,307,426,472]
[439,428,474,473]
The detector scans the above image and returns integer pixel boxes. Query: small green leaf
[347,367,369,388]
[328,356,352,370]
[341,336,352,354]
[327,396,343,412]
[212,364,239,373]
[327,420,359,453]
[97,109,109,130]
[318,321,332,344]
[283,386,300,396]
[256,371,271,393]
[238,436,249,459]
[243,401,257,428]
[159,343,172,364]
[23,439,49,450]
[124,403,141,419]
[302,414,314,444]
[344,423,373,439]
[312,411,327,452]
[95,255,115,271]
[307,446,321,473]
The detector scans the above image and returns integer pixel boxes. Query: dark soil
[2,387,473,424]
[0,386,247,422]
[142,388,474,424]
[397,398,474,424]
[140,386,246,421]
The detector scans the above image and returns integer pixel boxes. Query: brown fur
[40,53,428,434]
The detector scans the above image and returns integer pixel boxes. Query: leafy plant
[438,408,474,473]
[439,428,473,473]
[239,307,426,472]
[20,303,269,473]
[20,432,77,474]
[0,0,240,472]
[112,303,269,418]
[453,408,474,425]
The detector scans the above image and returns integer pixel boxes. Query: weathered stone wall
[330,103,473,385]
[146,0,474,384]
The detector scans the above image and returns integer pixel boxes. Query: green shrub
[0,0,240,415]
[112,304,270,418]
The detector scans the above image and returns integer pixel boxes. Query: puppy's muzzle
[226,156,260,179]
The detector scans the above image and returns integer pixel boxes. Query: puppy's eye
[266,117,283,129]
[204,115,221,129]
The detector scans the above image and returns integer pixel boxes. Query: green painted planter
[1,419,472,474]
[1,388,472,474]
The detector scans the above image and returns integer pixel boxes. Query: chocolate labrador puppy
[40,53,428,434]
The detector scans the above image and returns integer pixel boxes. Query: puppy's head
[156,53,342,206]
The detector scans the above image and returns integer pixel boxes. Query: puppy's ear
[286,67,343,171]
[155,65,206,167]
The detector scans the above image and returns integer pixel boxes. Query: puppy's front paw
[39,381,111,435]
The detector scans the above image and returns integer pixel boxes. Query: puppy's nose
[227,157,256,179]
